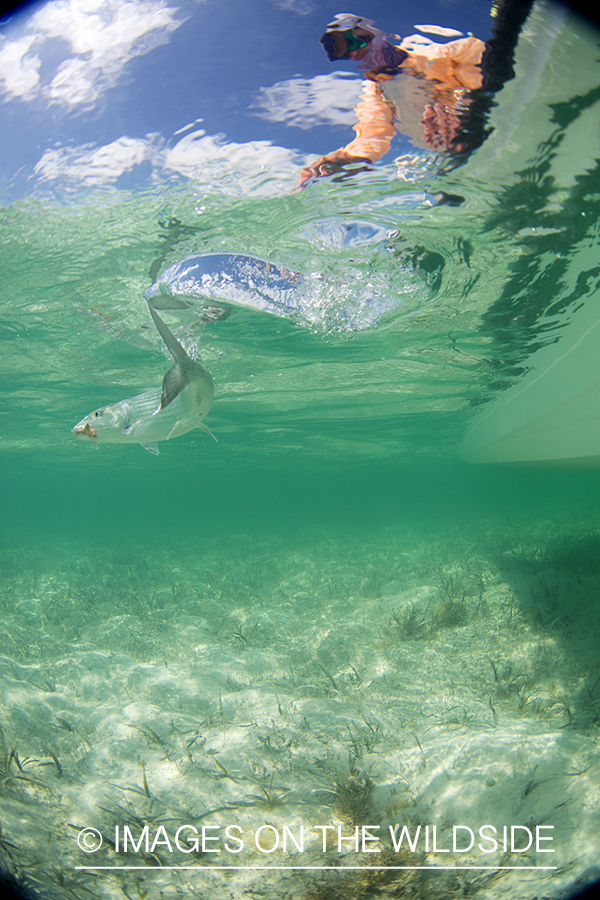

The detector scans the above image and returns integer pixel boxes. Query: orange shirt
[338,35,486,161]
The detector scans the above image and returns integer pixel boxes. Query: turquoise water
[2,3,600,899]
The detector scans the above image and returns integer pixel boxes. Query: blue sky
[0,0,495,198]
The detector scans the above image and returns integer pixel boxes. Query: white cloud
[0,0,182,108]
[252,72,363,130]
[31,129,305,196]
[34,135,157,186]
[160,129,302,195]
[163,129,295,174]
[271,0,315,15]
[0,33,41,100]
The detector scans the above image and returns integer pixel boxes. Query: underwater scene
[1,0,600,898]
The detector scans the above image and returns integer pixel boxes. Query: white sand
[1,521,599,900]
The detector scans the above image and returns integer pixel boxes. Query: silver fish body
[72,303,216,454]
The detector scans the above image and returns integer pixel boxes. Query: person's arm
[299,80,396,187]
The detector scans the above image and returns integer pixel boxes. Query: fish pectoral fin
[154,362,190,414]
[140,442,159,455]
[166,419,191,440]
[165,417,217,442]
[121,402,134,432]
[197,420,218,443]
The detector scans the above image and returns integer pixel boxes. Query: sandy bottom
[1,518,599,900]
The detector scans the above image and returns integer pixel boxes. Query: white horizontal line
[75,865,558,871]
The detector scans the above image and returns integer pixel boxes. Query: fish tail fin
[146,300,190,365]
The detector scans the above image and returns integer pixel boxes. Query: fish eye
[94,410,100,417]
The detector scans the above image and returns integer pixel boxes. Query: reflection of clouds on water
[34,135,160,186]
[271,0,316,15]
[0,33,41,100]
[32,128,304,195]
[252,72,363,129]
[0,0,182,108]
[162,129,300,185]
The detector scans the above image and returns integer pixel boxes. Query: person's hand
[298,154,372,189]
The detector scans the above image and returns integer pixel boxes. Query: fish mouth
[73,423,96,439]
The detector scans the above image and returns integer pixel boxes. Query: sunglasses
[320,29,372,61]
[343,30,371,53]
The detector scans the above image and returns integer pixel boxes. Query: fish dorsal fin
[155,362,190,414]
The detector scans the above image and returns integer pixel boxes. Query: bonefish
[72,302,216,455]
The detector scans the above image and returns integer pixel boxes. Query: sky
[0,0,497,199]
